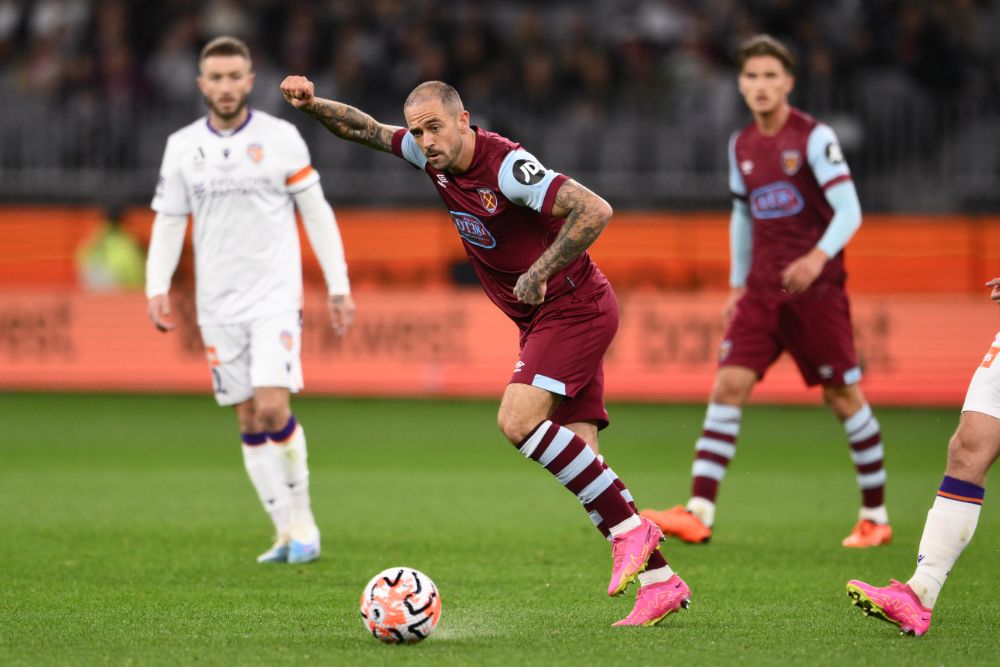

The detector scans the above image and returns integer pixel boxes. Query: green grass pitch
[1,393,997,666]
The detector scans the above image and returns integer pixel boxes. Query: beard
[203,92,249,121]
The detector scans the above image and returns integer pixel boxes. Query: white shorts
[962,330,1000,419]
[200,311,304,406]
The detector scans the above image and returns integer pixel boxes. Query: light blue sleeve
[727,132,746,197]
[816,180,862,258]
[399,131,428,169]
[806,124,851,187]
[729,198,752,287]
[497,148,562,212]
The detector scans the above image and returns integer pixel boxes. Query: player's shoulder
[476,127,521,162]
[788,107,821,133]
[165,117,208,146]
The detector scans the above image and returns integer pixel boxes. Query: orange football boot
[640,505,712,544]
[842,519,893,548]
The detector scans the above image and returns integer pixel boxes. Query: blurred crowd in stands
[0,0,998,209]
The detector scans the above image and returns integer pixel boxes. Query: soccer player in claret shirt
[280,75,690,626]
[641,34,892,548]
[146,37,356,565]
[846,277,1000,636]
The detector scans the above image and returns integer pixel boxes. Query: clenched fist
[280,76,315,109]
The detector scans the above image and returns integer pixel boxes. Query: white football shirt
[151,109,320,325]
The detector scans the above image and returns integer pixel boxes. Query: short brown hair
[404,81,463,113]
[736,34,796,74]
[200,36,252,67]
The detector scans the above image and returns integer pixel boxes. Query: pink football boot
[613,574,691,627]
[846,579,932,637]
[608,517,662,596]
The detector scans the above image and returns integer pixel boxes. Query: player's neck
[209,107,250,133]
[754,102,791,137]
[449,128,477,174]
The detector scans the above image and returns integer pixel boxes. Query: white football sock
[907,495,981,609]
[859,504,889,524]
[274,424,316,534]
[687,496,716,527]
[241,442,291,538]
[608,514,642,537]
[638,564,675,587]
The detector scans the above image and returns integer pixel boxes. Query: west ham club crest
[781,150,802,176]
[477,187,498,213]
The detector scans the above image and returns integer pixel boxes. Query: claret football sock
[269,415,316,531]
[843,403,888,513]
[907,476,984,609]
[691,403,741,504]
[241,432,291,537]
[519,420,636,528]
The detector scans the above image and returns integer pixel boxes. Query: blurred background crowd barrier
[0,0,998,210]
[2,1,1000,403]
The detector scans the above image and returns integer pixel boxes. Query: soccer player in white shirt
[846,277,1000,636]
[145,36,354,565]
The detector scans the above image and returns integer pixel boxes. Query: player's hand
[280,76,315,109]
[328,293,355,336]
[147,294,175,332]
[722,287,745,326]
[986,278,1000,304]
[781,247,828,294]
[514,271,547,305]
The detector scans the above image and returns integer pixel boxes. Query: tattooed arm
[513,179,613,305]
[280,75,401,152]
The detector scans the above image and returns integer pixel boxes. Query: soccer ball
[360,566,442,643]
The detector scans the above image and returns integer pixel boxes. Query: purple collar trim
[205,108,254,137]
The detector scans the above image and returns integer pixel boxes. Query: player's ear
[458,109,470,130]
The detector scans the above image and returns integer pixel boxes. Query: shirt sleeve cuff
[541,174,570,216]
[391,128,407,157]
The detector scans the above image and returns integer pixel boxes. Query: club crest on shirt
[247,143,264,164]
[781,150,802,176]
[449,211,497,249]
[279,331,294,351]
[477,188,498,213]
[740,159,754,175]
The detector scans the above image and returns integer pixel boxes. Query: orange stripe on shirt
[937,490,984,504]
[286,165,315,186]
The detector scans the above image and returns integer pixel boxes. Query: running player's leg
[553,370,687,624]
[847,335,1000,635]
[785,283,890,546]
[642,291,777,542]
[249,311,318,563]
[202,322,292,562]
[824,383,891,547]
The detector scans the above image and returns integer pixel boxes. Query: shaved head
[405,81,464,115]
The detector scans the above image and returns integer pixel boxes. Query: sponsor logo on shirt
[826,142,845,165]
[436,174,448,188]
[247,143,264,164]
[449,211,497,249]
[513,360,525,373]
[981,345,1000,369]
[512,159,545,185]
[478,188,498,213]
[780,149,802,176]
[749,181,804,219]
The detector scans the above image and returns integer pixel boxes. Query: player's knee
[946,428,983,477]
[496,408,532,445]
[254,399,290,432]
